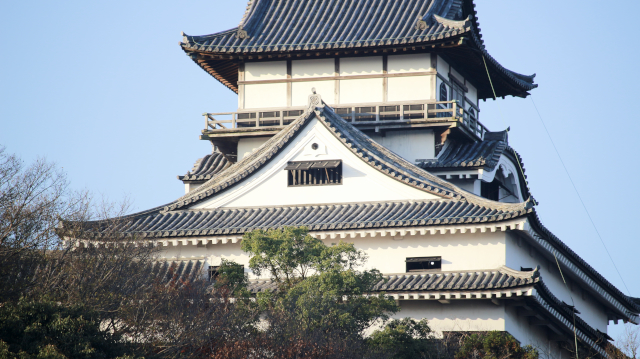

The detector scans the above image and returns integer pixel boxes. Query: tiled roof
[152,259,205,285]
[180,0,537,98]
[372,267,537,292]
[101,200,532,238]
[247,267,539,294]
[422,139,506,170]
[178,152,230,182]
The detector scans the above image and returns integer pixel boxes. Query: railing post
[279,111,284,126]
[204,113,209,131]
[452,101,457,120]
[232,113,237,129]
[400,104,404,121]
[256,112,260,127]
[351,107,355,123]
[375,105,380,122]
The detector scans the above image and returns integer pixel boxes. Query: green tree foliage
[0,300,132,359]
[454,331,538,359]
[237,226,399,357]
[368,318,434,359]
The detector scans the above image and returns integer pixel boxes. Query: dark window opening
[481,180,500,201]
[286,160,342,187]
[439,83,448,102]
[520,267,533,272]
[406,257,442,272]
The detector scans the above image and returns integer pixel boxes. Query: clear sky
[2,0,639,340]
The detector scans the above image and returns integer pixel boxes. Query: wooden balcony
[200,100,487,143]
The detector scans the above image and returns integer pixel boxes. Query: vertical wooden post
[255,112,260,127]
[232,113,237,129]
[286,60,292,107]
[334,57,340,105]
[382,55,388,103]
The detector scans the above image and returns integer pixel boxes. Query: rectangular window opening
[286,160,342,187]
[406,256,442,272]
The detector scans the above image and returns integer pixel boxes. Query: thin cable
[554,252,580,359]
[529,96,631,296]
[481,55,537,205]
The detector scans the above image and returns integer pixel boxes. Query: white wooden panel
[450,67,463,81]
[467,81,478,105]
[340,56,382,75]
[292,59,335,78]
[292,81,335,106]
[387,54,431,74]
[339,78,383,103]
[436,55,449,76]
[369,129,435,161]
[387,75,432,102]
[244,83,287,108]
[245,61,287,81]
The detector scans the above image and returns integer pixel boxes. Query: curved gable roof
[165,96,530,213]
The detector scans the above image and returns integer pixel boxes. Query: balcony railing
[203,100,487,140]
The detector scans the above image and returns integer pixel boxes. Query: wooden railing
[203,100,487,139]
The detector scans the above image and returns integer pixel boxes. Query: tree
[238,226,399,358]
[368,318,435,359]
[454,331,538,359]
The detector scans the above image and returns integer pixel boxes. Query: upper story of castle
[179,0,536,158]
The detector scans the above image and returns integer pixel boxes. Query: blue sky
[2,0,639,339]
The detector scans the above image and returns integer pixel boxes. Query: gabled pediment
[166,94,490,212]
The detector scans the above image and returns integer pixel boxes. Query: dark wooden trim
[382,55,388,102]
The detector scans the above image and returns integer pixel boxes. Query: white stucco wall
[436,56,450,76]
[505,232,608,332]
[244,83,288,108]
[292,58,335,78]
[339,78,383,103]
[245,61,287,81]
[395,300,506,334]
[238,137,270,161]
[292,81,335,106]
[387,75,432,102]
[505,305,571,359]
[340,56,383,75]
[192,116,442,209]
[369,129,435,162]
[387,54,431,73]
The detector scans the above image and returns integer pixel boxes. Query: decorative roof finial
[307,88,322,110]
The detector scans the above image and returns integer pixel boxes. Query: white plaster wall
[436,56,450,76]
[292,59,335,78]
[369,129,435,162]
[340,56,383,75]
[161,230,508,279]
[445,179,476,194]
[393,300,506,333]
[185,182,203,194]
[244,83,288,108]
[245,61,287,81]
[505,232,608,332]
[351,232,507,274]
[194,117,442,209]
[339,78,383,103]
[505,305,571,359]
[238,137,270,161]
[387,54,431,73]
[387,76,432,102]
[292,81,335,106]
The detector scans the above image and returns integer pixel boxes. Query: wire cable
[529,96,631,295]
[554,252,580,359]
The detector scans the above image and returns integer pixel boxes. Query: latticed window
[439,83,448,102]
[286,160,342,186]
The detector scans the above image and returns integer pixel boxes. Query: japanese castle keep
[82,0,640,357]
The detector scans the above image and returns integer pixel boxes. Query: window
[406,257,442,272]
[481,180,500,201]
[439,83,448,102]
[286,160,342,186]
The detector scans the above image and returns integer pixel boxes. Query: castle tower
[80,1,639,357]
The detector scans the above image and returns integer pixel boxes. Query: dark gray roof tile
[179,152,230,182]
